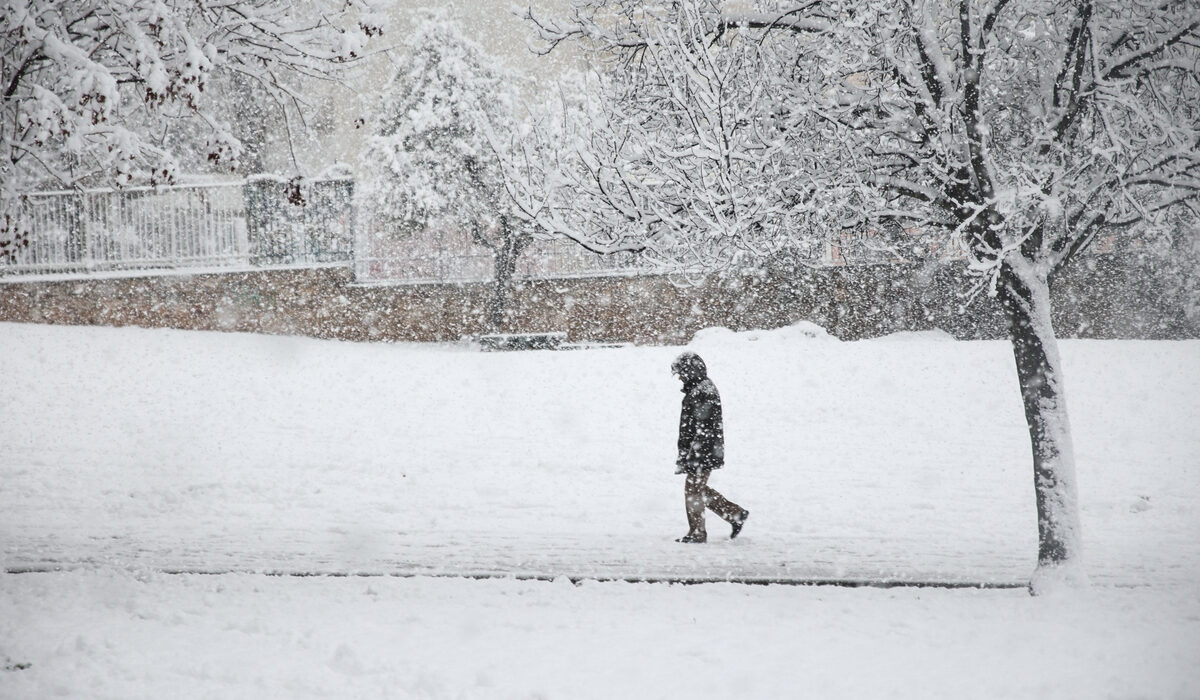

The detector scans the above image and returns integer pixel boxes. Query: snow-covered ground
[2,321,1198,698]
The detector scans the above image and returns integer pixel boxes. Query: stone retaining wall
[1,255,1195,344]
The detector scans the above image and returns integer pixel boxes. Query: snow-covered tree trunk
[998,258,1084,592]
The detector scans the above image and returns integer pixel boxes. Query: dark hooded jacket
[672,352,724,475]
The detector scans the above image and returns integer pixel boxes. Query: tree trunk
[485,217,530,333]
[997,258,1086,594]
[488,240,519,332]
[488,263,511,332]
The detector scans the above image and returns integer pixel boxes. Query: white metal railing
[5,177,946,285]
[516,241,649,280]
[353,224,651,285]
[5,183,247,276]
[2,177,355,279]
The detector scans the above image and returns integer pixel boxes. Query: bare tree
[529,0,1200,592]
[0,0,385,259]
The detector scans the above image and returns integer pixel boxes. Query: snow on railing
[5,176,943,285]
[3,177,650,284]
[2,177,355,280]
[352,223,651,285]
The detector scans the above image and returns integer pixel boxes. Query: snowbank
[690,320,835,347]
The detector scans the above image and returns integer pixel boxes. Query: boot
[730,510,749,539]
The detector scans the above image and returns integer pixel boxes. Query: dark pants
[684,470,744,539]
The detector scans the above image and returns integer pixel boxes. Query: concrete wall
[2,255,1195,344]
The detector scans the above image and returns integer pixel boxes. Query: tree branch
[957,0,995,202]
[1103,14,1200,79]
[1046,0,1094,148]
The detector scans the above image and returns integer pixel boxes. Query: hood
[671,351,708,385]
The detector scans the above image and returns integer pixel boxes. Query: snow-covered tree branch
[521,0,830,271]
[1,0,385,260]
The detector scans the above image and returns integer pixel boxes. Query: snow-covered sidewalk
[2,322,1198,698]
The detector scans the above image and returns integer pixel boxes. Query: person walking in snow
[671,351,749,543]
